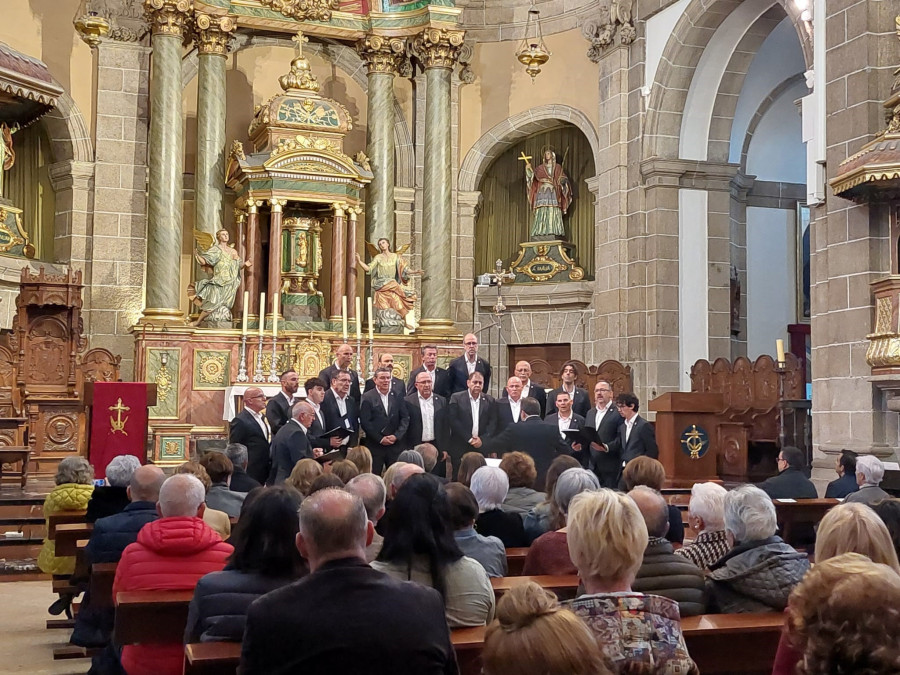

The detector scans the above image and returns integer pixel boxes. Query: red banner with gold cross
[88,382,149,479]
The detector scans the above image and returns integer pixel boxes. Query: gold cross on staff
[109,397,130,436]
[518,152,532,164]
[292,31,309,57]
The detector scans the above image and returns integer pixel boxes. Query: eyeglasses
[247,394,266,400]
[464,341,477,346]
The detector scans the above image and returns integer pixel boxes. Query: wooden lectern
[649,392,724,486]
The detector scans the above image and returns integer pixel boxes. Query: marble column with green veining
[416,29,463,333]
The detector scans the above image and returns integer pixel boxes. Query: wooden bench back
[114,590,193,644]
[47,510,87,539]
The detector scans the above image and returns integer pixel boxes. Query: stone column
[346,206,361,317]
[141,0,192,324]
[267,198,286,322]
[193,13,234,236]
[246,199,261,319]
[414,28,464,334]
[330,202,347,321]
[356,36,405,244]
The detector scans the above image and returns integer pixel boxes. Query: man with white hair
[706,484,809,613]
[113,474,232,675]
[269,401,316,485]
[845,454,890,506]
[345,473,387,562]
[389,462,425,499]
[224,442,261,492]
[240,489,457,674]
[470,466,527,547]
[86,454,142,522]
[674,482,729,570]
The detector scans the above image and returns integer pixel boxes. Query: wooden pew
[452,626,486,675]
[54,522,93,558]
[505,547,528,576]
[184,642,241,675]
[490,575,580,601]
[52,561,119,661]
[681,612,785,674]
[47,510,88,539]
[773,498,839,547]
[45,511,90,630]
[114,590,193,645]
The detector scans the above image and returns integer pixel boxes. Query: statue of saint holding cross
[520,148,573,239]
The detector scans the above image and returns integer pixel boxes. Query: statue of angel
[355,238,422,330]
[188,228,250,327]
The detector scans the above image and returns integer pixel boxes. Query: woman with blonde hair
[285,458,322,497]
[483,581,611,675]
[346,446,372,475]
[330,459,360,484]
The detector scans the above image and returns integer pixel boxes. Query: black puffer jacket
[84,501,159,564]
[632,537,707,617]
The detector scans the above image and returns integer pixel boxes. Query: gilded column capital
[269,198,287,212]
[233,207,247,224]
[356,35,407,76]
[348,206,362,220]
[195,13,236,55]
[143,0,192,38]
[332,202,348,217]
[413,28,465,70]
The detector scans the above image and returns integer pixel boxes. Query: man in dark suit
[447,333,492,394]
[304,377,344,456]
[602,392,659,488]
[405,370,449,451]
[502,360,546,418]
[825,449,859,498]
[269,401,316,485]
[321,370,359,450]
[360,367,410,475]
[448,371,496,473]
[319,343,362,406]
[228,387,272,484]
[545,390,587,464]
[266,370,299,437]
[495,376,526,433]
[487,397,569,491]
[364,353,406,398]
[407,344,451,399]
[224,443,261,493]
[582,380,625,488]
[240,489,457,675]
[546,361,590,417]
[759,446,818,499]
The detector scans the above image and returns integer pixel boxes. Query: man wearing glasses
[448,333,492,394]
[322,371,359,450]
[229,387,273,484]
[585,380,624,488]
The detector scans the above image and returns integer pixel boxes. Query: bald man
[229,386,273,484]
[448,333,492,394]
[496,376,525,432]
[269,401,316,485]
[319,343,362,405]
[364,353,406,398]
[501,360,546,417]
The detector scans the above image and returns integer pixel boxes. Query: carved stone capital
[413,28,465,70]
[582,1,636,63]
[194,13,236,55]
[143,0,192,38]
[356,35,407,76]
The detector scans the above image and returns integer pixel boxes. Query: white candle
[367,296,374,341]
[355,296,362,339]
[341,295,348,340]
[272,292,279,337]
[241,291,249,335]
[776,339,785,364]
[258,292,265,337]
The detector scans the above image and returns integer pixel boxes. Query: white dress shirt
[556,413,574,440]
[248,408,270,441]
[560,384,576,399]
[594,403,614,430]
[419,394,435,442]
[469,395,480,437]
[625,414,638,443]
[508,397,522,423]
[334,391,348,418]
[311,402,325,429]
[379,390,390,414]
[424,366,437,386]
[465,357,477,376]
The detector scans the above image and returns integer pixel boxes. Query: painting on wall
[796,203,810,322]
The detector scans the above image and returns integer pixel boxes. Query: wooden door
[507,344,571,389]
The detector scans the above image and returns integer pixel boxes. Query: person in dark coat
[85,454,141,522]
[407,344,452,399]
[224,443,261,493]
[495,376,527,433]
[759,446,817,500]
[185,487,307,643]
[487,397,569,492]
[470,466,528,548]
[448,371,497,475]
[305,377,345,456]
[240,489,458,675]
[364,353,406,398]
[502,361,546,418]
[602,393,658,488]
[359,367,410,475]
[447,333,492,394]
[266,370,299,437]
[405,371,449,451]
[321,370,360,450]
[318,343,362,406]
[545,391,587,464]
[584,380,625,489]
[545,361,590,418]
[228,387,272,485]
[269,402,315,485]
[825,449,860,499]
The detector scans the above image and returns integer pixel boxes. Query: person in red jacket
[113,473,232,675]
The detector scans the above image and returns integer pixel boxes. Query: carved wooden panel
[80,348,121,384]
[731,357,754,411]
[528,359,633,395]
[26,315,70,386]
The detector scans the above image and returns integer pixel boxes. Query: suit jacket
[448,391,497,455]
[494,397,527,433]
[447,355,492,394]
[359,387,410,449]
[824,473,859,499]
[405,393,449,449]
[265,392,294,438]
[544,412,587,465]
[502,381,547,418]
[229,465,261,493]
[487,416,569,491]
[586,403,625,484]
[759,468,818,500]
[406,366,452,399]
[269,420,312,485]
[229,408,272,485]
[240,557,457,675]
[320,389,359,448]
[364,376,406,399]
[318,364,361,406]
[606,415,658,472]
[307,407,333,452]
[545,386,591,418]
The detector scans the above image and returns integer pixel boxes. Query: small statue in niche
[521,148,573,240]
[189,229,250,327]
[355,238,422,332]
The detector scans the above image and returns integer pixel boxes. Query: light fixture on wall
[516,1,551,82]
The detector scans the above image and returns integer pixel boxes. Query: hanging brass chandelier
[516,1,550,82]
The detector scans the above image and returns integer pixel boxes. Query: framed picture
[796,203,810,322]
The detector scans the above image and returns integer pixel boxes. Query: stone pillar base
[416,318,457,336]
[139,308,185,325]
[509,240,585,284]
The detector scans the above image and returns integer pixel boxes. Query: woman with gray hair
[845,454,890,506]
[706,484,809,613]
[523,468,599,576]
[674,482,729,570]
[86,455,142,522]
[471,466,527,547]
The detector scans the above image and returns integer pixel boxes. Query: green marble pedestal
[509,240,585,284]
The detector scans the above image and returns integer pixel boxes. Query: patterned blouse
[674,529,730,570]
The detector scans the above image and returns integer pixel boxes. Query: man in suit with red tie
[360,367,410,475]
[229,387,272,484]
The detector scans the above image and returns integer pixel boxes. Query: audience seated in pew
[199,451,246,519]
[344,473,387,562]
[175,462,231,539]
[85,455,141,522]
[674,482,729,571]
[330,458,361,484]
[446,482,507,578]
[564,489,698,674]
[285,457,322,498]
[185,486,306,644]
[240,489,458,674]
[705,485,809,613]
[628,486,706,617]
[499,452,545,517]
[622,456,684,545]
[823,448,859,499]
[845,454,891,506]
[457,451,486,487]
[114,473,232,675]
[523,455,580,543]
[482,581,610,675]
[376,461,424,535]
[758,446,817,500]
[224,442,262,493]
[471,467,528,548]
[523,468,598,576]
[346,445,373,475]
[397,448,425,468]
[371,473,495,628]
[309,472,345,493]
[873,497,900,559]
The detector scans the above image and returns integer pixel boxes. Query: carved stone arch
[182,35,414,188]
[739,72,806,171]
[41,88,94,164]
